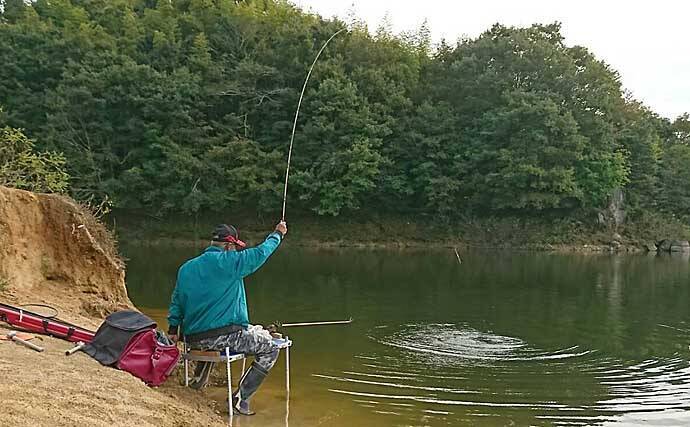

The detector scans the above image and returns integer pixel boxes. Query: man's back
[168,232,282,337]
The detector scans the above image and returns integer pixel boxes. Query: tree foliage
[0,111,70,193]
[0,1,686,220]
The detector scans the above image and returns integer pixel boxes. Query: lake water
[122,244,690,426]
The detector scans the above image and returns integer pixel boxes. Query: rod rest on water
[276,318,353,327]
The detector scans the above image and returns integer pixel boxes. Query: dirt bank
[0,186,129,322]
[0,186,225,426]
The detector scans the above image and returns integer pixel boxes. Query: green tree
[618,102,662,210]
[659,144,690,220]
[291,75,386,215]
[0,0,679,223]
[0,117,69,193]
[427,24,628,211]
[392,101,462,217]
[464,91,591,210]
[672,113,690,145]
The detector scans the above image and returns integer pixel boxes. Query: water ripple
[369,323,594,362]
[315,323,690,426]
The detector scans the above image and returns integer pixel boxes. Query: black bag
[83,310,156,366]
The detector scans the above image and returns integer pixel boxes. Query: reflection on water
[122,244,690,426]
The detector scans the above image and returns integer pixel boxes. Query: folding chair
[182,337,292,424]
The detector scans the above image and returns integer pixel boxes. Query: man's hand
[169,334,178,343]
[275,221,287,237]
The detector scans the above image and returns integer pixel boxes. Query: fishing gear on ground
[1,330,44,352]
[83,310,180,387]
[0,302,95,343]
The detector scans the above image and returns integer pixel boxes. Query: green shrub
[0,124,69,193]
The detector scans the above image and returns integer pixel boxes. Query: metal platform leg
[285,336,290,427]
[184,339,189,387]
[226,347,233,425]
[241,358,246,377]
[285,336,290,396]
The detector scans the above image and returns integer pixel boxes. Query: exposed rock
[597,212,607,225]
[597,188,626,228]
[670,240,690,252]
[658,239,673,251]
[644,242,657,252]
[609,188,626,227]
[656,239,690,252]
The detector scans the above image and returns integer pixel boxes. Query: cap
[211,224,246,248]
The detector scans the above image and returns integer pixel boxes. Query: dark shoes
[231,394,256,416]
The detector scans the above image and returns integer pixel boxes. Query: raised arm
[236,222,287,278]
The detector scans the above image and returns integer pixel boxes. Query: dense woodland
[1,0,689,226]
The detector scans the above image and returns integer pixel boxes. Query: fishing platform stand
[182,336,292,424]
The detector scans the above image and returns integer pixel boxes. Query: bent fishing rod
[281,27,347,222]
[274,29,349,327]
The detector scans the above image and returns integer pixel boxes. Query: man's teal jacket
[167,232,282,336]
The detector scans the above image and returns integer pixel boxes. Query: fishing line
[281,28,347,221]
[454,248,462,264]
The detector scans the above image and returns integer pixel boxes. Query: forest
[1,0,689,228]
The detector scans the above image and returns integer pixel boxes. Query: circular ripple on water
[371,323,594,365]
[316,323,690,426]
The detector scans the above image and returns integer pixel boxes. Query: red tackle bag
[117,329,180,386]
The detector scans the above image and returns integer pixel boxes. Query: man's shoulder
[181,249,239,269]
[179,252,209,270]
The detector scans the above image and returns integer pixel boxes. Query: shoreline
[110,210,690,255]
[119,236,650,254]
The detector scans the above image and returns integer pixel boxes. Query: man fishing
[167,221,287,416]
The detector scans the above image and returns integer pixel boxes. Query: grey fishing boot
[232,363,269,415]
